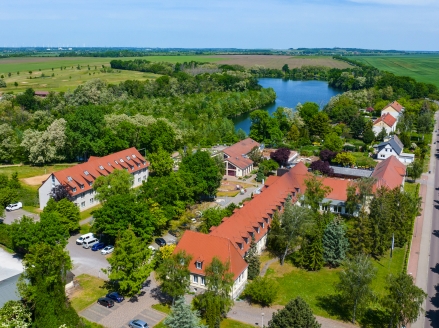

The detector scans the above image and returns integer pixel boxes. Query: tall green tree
[323,132,343,152]
[407,159,423,182]
[157,250,192,304]
[348,210,372,256]
[164,297,207,328]
[297,102,319,125]
[298,231,324,271]
[244,236,260,280]
[336,254,377,323]
[18,243,80,328]
[93,168,133,202]
[149,147,174,177]
[104,228,154,297]
[322,218,349,267]
[382,273,427,328]
[268,297,321,328]
[249,110,279,143]
[304,175,332,212]
[43,198,80,233]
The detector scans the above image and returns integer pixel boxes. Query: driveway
[66,234,110,279]
[2,209,39,224]
[79,273,166,328]
[0,248,23,281]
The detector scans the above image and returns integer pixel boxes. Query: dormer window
[237,243,243,250]
[132,154,137,158]
[244,237,249,244]
[84,170,89,176]
[67,176,73,181]
[99,165,104,170]
[259,222,264,228]
[108,162,112,166]
[126,156,131,160]
[264,217,269,223]
[115,160,119,165]
[120,159,124,163]
[292,192,296,197]
[195,261,203,269]
[249,231,254,237]
[143,161,146,165]
[130,165,134,170]
[254,227,259,233]
[88,182,93,186]
[72,187,76,192]
[137,163,140,167]
[80,184,84,189]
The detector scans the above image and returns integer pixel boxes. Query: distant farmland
[349,55,439,88]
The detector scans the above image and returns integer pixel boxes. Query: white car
[101,245,114,255]
[6,202,22,211]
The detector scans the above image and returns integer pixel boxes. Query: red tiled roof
[385,100,404,113]
[322,178,350,201]
[366,107,374,112]
[373,113,397,128]
[174,230,248,280]
[223,138,260,169]
[372,156,406,191]
[43,148,149,196]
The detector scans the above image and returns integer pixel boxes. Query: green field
[0,55,223,92]
[349,55,439,88]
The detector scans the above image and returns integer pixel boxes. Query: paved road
[0,248,23,281]
[423,121,439,328]
[2,208,39,224]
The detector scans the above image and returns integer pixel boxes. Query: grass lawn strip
[70,274,107,312]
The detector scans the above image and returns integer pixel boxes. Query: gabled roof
[372,156,406,190]
[322,177,350,201]
[174,230,248,280]
[378,135,404,155]
[384,101,404,113]
[223,138,260,169]
[373,113,397,128]
[43,148,149,196]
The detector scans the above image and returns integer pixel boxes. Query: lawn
[79,204,102,221]
[265,248,405,320]
[70,274,107,312]
[351,152,377,168]
[349,55,439,88]
[404,181,419,196]
[0,164,76,179]
[217,191,240,197]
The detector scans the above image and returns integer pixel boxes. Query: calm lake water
[232,78,342,134]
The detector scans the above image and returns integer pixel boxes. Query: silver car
[129,319,148,328]
[101,245,114,255]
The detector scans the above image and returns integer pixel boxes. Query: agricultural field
[349,55,439,88]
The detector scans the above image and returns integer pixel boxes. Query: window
[81,201,85,207]
[137,163,140,168]
[89,182,92,186]
[238,243,243,250]
[196,261,202,269]
[244,237,248,244]
[81,193,85,198]
[99,165,104,170]
[84,170,89,175]
[249,231,254,237]
[193,275,198,283]
[80,184,84,189]
[72,187,76,192]
[143,161,147,165]
[138,178,141,183]
[264,217,269,223]
[108,162,111,166]
[126,156,131,160]
[132,154,136,158]
[259,222,264,228]
[254,227,259,233]
[114,160,119,164]
[130,165,134,170]
[292,192,296,197]
[67,176,73,181]
[201,277,205,285]
[120,159,124,163]
[90,198,94,204]
[322,205,329,211]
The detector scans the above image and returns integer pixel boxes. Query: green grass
[404,182,419,195]
[152,303,171,314]
[349,55,439,88]
[0,164,76,179]
[80,318,105,328]
[0,55,223,93]
[265,248,405,320]
[79,204,102,221]
[70,274,107,312]
[351,152,377,168]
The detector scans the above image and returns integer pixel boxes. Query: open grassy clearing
[70,274,107,312]
[349,55,439,88]
[0,164,76,179]
[211,55,352,69]
[264,248,405,320]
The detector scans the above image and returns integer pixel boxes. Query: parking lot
[2,208,40,224]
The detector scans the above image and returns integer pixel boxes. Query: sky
[2,0,439,50]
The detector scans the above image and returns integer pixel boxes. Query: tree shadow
[431,263,439,274]
[426,284,439,327]
[149,286,171,304]
[432,230,439,238]
[316,294,351,322]
[358,307,389,328]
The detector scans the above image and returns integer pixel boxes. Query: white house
[38,147,149,211]
[375,135,414,164]
[381,100,404,120]
[223,138,261,177]
[373,113,397,136]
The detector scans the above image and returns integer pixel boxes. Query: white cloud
[348,0,436,5]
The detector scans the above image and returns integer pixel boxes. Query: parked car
[97,297,114,308]
[91,242,105,251]
[106,292,124,303]
[155,238,166,247]
[6,202,22,211]
[168,229,180,237]
[101,245,114,255]
[129,319,149,328]
[82,238,99,249]
[76,232,95,245]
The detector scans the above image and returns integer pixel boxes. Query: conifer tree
[323,218,349,267]
[245,236,260,280]
[348,209,372,256]
[299,232,324,271]
[268,297,321,328]
[163,297,206,328]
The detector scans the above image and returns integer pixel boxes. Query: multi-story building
[223,138,261,177]
[38,147,149,211]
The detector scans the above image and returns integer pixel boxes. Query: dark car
[129,319,148,328]
[168,229,180,237]
[106,291,124,303]
[155,238,166,247]
[91,242,105,251]
[97,297,114,308]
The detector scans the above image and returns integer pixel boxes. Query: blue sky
[2,0,438,50]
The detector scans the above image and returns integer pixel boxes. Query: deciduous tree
[270,148,291,166]
[0,300,32,328]
[323,132,343,152]
[244,236,260,280]
[334,152,356,167]
[93,169,133,202]
[304,175,332,212]
[242,276,279,306]
[149,147,174,177]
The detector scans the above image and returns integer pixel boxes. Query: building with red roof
[372,155,406,191]
[373,113,397,136]
[382,100,404,119]
[38,147,149,211]
[223,138,261,177]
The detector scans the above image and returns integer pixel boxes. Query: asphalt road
[424,127,439,327]
[2,208,39,224]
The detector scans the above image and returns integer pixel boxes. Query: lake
[232,78,342,134]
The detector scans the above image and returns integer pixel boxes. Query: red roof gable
[46,148,149,196]
[322,177,350,201]
[223,138,260,169]
[374,113,397,127]
[385,100,404,113]
[372,155,406,191]
[174,230,248,280]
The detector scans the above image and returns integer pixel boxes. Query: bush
[0,224,13,249]
[242,276,279,306]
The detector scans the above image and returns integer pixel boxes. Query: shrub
[242,276,279,306]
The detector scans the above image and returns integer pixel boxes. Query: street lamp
[261,313,265,327]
